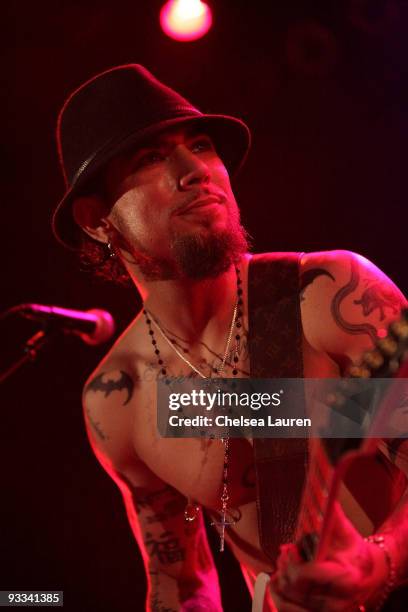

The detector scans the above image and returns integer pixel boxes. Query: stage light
[160,0,213,42]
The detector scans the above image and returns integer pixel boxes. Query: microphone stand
[0,305,64,385]
[0,302,114,384]
[0,327,59,385]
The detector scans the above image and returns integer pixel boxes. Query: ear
[72,195,111,244]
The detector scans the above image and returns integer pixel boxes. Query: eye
[134,150,165,168]
[191,137,215,153]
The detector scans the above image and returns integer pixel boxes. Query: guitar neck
[295,437,363,562]
[295,438,333,561]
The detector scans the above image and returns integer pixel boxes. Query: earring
[106,241,116,258]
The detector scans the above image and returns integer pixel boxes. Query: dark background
[3,1,408,610]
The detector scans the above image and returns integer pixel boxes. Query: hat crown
[57,64,202,186]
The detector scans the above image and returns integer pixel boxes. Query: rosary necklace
[144,300,238,379]
[143,266,244,551]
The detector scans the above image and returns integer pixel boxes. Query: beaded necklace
[142,266,243,551]
[144,300,238,378]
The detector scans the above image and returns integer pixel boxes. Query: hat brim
[52,114,251,250]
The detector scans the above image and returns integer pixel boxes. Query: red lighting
[160,0,212,42]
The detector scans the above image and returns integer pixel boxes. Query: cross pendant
[211,510,234,552]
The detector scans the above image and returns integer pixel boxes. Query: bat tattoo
[86,370,134,405]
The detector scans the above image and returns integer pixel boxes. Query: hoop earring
[106,241,116,258]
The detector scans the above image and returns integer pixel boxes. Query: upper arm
[300,250,407,366]
[82,368,217,590]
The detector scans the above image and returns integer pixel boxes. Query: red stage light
[160,0,212,42]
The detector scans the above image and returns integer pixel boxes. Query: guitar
[252,308,408,611]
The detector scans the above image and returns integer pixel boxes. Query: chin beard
[171,224,250,280]
[118,222,250,281]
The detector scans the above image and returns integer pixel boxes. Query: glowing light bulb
[160,0,213,42]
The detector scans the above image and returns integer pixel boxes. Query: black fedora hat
[52,64,251,250]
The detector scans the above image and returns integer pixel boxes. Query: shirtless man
[52,64,408,611]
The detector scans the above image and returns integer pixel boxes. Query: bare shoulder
[82,317,152,485]
[301,249,402,284]
[299,250,406,363]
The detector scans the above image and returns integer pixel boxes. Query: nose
[175,145,210,190]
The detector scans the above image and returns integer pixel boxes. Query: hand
[269,503,389,611]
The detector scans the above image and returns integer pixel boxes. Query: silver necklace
[144,300,238,378]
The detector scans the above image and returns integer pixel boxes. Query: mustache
[172,188,227,215]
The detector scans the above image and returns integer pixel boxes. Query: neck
[135,259,245,343]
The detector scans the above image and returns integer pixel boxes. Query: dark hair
[78,232,132,287]
[73,169,132,287]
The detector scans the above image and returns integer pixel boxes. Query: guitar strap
[248,253,308,563]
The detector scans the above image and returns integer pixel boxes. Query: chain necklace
[144,300,238,378]
[142,266,244,552]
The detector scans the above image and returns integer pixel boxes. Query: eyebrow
[136,125,210,150]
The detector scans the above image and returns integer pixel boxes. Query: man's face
[100,124,248,280]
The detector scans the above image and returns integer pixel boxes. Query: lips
[177,195,223,215]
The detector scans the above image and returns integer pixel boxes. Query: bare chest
[126,338,338,509]
[130,354,256,509]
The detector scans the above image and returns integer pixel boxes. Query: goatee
[117,222,250,281]
[171,224,249,279]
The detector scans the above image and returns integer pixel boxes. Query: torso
[83,253,354,594]
[83,248,408,612]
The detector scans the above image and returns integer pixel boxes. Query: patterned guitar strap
[248,253,308,607]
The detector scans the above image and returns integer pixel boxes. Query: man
[52,64,408,610]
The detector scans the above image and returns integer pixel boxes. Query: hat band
[71,149,100,187]
[69,106,203,187]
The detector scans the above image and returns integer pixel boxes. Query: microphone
[13,304,116,345]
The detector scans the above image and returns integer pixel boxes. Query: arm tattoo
[331,258,378,342]
[148,571,178,612]
[151,601,177,612]
[132,485,186,525]
[145,499,186,525]
[86,370,134,405]
[151,602,177,612]
[134,485,214,573]
[300,268,335,302]
[353,282,400,321]
[144,530,185,565]
[85,407,110,441]
[132,485,175,512]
